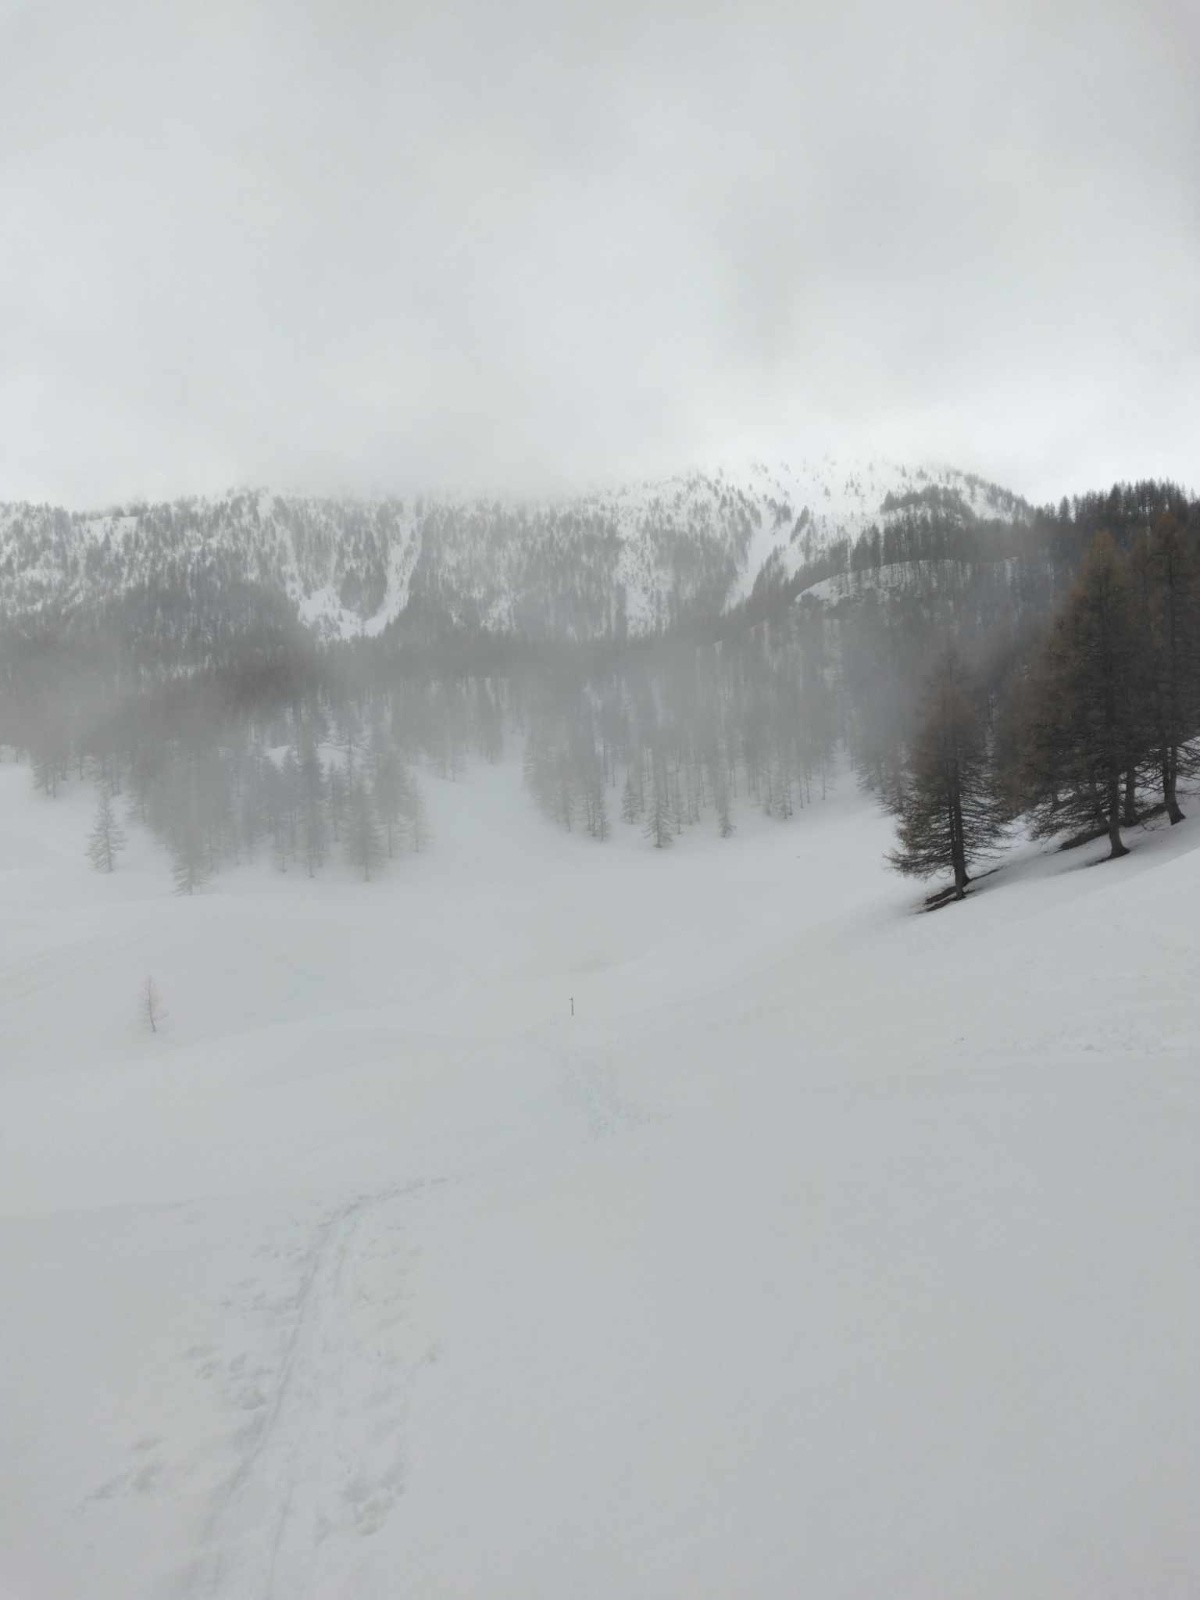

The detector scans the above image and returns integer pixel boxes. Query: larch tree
[170,818,209,895]
[1130,513,1198,823]
[297,743,328,876]
[708,747,734,838]
[326,766,347,843]
[888,648,1005,900]
[620,764,642,825]
[643,747,673,848]
[167,759,210,895]
[1026,532,1142,859]
[87,787,127,872]
[346,777,384,882]
[402,773,428,853]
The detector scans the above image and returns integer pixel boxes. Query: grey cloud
[1,0,1197,507]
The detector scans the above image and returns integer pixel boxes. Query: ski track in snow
[181,1182,436,1600]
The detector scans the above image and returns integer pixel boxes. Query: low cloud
[1,0,1197,506]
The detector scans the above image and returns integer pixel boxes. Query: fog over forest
[2,466,1197,896]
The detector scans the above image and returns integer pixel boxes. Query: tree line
[2,474,1194,893]
[889,508,1200,900]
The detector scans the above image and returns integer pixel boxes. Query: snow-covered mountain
[0,458,1033,644]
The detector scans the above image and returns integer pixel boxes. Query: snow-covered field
[1,759,1197,1599]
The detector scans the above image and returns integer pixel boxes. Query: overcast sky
[1,0,1197,508]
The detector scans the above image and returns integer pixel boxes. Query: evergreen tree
[621,757,644,824]
[346,778,384,881]
[644,750,673,848]
[263,757,294,872]
[86,787,127,873]
[403,773,428,852]
[1025,533,1143,859]
[165,756,210,894]
[298,745,328,876]
[170,820,209,894]
[327,766,347,843]
[888,649,1005,899]
[1131,514,1198,823]
[32,743,64,799]
[583,775,609,841]
[277,747,301,867]
[710,752,735,838]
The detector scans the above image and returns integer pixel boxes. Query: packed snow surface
[1,760,1197,1598]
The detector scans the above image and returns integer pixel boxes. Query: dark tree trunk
[1162,747,1185,824]
[1163,558,1185,825]
[1122,763,1138,828]
[1106,772,1129,859]
[950,788,968,899]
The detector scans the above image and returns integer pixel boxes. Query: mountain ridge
[0,458,1033,647]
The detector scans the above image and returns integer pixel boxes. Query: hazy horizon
[4,456,1192,526]
[3,446,1197,521]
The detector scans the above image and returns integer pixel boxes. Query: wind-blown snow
[0,761,1196,1598]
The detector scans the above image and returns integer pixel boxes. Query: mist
[7,468,1190,891]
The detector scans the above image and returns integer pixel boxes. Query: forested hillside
[0,459,1028,648]
[0,465,1195,898]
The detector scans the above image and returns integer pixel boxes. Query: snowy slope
[1,761,1196,1598]
[0,459,1031,643]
